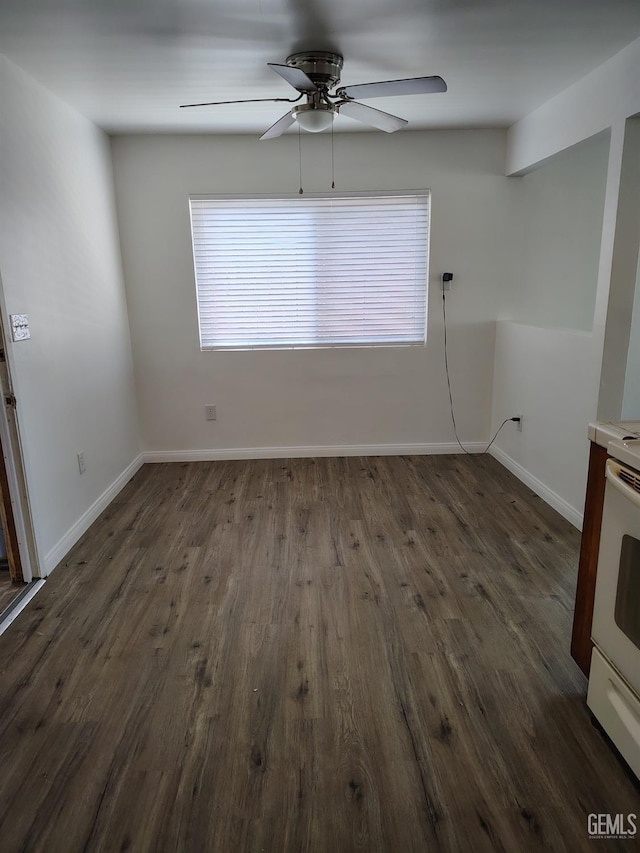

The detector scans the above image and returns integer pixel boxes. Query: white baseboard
[489,446,583,530]
[43,453,145,575]
[143,442,487,463]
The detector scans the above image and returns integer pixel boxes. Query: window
[189,191,429,350]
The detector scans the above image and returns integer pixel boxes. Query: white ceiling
[1,0,640,136]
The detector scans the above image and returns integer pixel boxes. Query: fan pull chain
[298,125,304,194]
[331,120,335,189]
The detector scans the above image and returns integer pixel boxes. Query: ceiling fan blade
[336,76,447,101]
[180,96,301,108]
[259,111,296,141]
[338,101,408,133]
[268,63,318,93]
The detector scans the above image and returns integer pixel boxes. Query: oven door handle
[605,459,640,509]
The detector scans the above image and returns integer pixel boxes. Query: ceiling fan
[180,52,447,140]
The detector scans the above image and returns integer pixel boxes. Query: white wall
[111,130,509,457]
[0,55,141,574]
[606,118,640,419]
[622,252,640,419]
[491,133,610,526]
[491,323,597,526]
[503,135,609,332]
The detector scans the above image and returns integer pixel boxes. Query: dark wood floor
[0,455,637,852]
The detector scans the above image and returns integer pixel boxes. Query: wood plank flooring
[0,455,637,852]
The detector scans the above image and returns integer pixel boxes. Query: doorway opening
[0,307,40,622]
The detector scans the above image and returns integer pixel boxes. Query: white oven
[588,437,640,780]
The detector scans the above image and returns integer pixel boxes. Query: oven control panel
[607,437,640,471]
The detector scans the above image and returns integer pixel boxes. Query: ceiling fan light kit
[292,102,335,133]
[180,51,447,140]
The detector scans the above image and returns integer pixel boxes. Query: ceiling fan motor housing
[286,52,344,91]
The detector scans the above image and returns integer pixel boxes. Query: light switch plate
[10,314,30,342]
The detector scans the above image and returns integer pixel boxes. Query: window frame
[189,190,431,352]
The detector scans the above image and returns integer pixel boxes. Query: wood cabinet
[571,441,608,676]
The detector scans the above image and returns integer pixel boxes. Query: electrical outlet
[205,404,217,421]
[516,414,523,432]
[77,452,86,474]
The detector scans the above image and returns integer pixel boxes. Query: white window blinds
[189,192,429,350]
